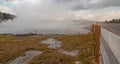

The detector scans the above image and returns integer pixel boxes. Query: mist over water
[0,0,120,34]
[0,19,90,34]
[0,0,92,34]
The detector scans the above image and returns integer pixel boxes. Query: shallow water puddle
[41,38,61,48]
[10,51,43,64]
[75,61,82,64]
[58,49,79,56]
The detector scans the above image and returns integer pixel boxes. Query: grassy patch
[0,35,47,64]
[0,34,94,64]
[29,34,94,64]
[54,34,94,64]
[28,49,76,64]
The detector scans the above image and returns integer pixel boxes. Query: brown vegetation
[0,35,47,63]
[0,34,94,64]
[29,34,94,64]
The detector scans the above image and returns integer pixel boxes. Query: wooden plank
[96,25,101,64]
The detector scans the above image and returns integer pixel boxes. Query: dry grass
[54,34,94,64]
[0,34,94,64]
[29,34,94,64]
[0,34,47,64]
[28,49,76,64]
[54,34,93,51]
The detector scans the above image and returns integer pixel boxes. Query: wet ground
[0,34,93,64]
[10,51,43,64]
[10,38,81,64]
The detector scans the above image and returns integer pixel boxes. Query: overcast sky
[0,0,120,34]
[0,0,120,21]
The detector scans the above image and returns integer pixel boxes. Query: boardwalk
[100,23,120,64]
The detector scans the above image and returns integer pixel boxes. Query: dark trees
[0,12,16,23]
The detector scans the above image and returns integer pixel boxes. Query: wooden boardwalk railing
[92,24,101,64]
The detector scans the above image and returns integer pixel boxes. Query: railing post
[92,24,101,64]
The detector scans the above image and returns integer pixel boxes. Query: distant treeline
[104,18,120,23]
[0,12,16,23]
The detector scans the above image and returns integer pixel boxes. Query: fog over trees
[105,18,120,23]
[0,12,16,23]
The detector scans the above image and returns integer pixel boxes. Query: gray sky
[0,0,120,21]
